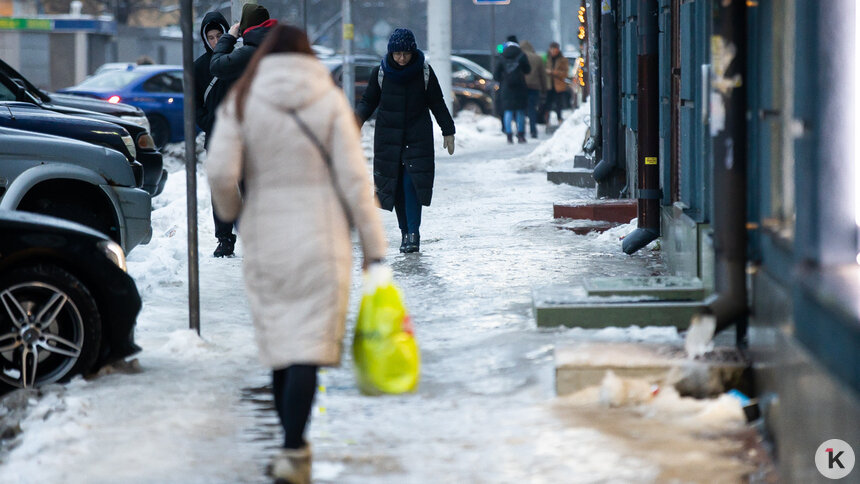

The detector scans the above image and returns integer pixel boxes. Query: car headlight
[121,135,137,159]
[98,240,127,272]
[136,133,156,151]
[120,115,151,132]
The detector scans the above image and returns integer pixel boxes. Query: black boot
[404,233,420,253]
[213,234,236,257]
[399,233,408,253]
[517,133,527,144]
[506,133,514,144]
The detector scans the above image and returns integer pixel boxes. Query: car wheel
[148,114,170,151]
[25,199,116,243]
[461,101,483,114]
[0,265,101,390]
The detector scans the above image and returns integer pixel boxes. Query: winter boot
[399,233,408,253]
[213,234,236,258]
[530,130,538,139]
[517,133,527,144]
[404,233,420,253]
[266,445,311,484]
[506,133,514,144]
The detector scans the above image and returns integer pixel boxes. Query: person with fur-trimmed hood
[193,10,235,258]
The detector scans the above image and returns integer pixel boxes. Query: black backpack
[502,55,526,88]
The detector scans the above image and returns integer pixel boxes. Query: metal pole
[303,0,308,33]
[490,5,496,73]
[342,0,354,107]
[180,0,200,334]
[552,0,562,44]
[428,0,453,113]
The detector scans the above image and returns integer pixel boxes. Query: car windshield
[75,71,144,90]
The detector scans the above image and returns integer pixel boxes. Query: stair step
[583,276,705,301]
[553,199,637,223]
[547,169,596,188]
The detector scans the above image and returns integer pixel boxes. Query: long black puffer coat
[494,43,531,111]
[356,52,455,211]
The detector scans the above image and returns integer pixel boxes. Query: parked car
[0,127,152,253]
[320,54,497,115]
[0,59,167,196]
[58,65,185,150]
[0,209,141,390]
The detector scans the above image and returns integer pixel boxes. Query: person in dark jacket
[210,4,276,85]
[356,28,456,254]
[494,35,531,144]
[194,11,235,258]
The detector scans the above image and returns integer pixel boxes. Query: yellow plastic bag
[352,265,420,395]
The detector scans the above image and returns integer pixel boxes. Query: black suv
[0,59,167,196]
[0,209,141,390]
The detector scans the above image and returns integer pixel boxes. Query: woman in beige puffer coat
[206,24,387,484]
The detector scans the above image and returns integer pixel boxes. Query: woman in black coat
[356,28,456,253]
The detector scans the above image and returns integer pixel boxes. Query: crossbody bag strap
[203,76,218,103]
[286,108,354,227]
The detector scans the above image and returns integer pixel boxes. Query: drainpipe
[593,0,619,185]
[702,0,748,341]
[622,0,660,254]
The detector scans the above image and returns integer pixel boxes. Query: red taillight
[107,95,121,104]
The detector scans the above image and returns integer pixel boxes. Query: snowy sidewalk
[0,108,752,483]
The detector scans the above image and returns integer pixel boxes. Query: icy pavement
[0,107,753,483]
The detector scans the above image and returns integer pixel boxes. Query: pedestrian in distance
[520,40,547,139]
[545,41,570,126]
[193,10,236,258]
[210,3,277,84]
[356,27,456,254]
[206,24,388,484]
[494,35,531,144]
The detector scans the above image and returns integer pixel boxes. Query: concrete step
[557,219,619,235]
[573,155,593,169]
[583,276,705,301]
[553,199,637,223]
[547,169,596,188]
[554,342,750,398]
[533,285,703,329]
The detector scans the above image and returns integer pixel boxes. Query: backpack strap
[376,61,430,90]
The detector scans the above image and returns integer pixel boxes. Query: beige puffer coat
[206,54,388,369]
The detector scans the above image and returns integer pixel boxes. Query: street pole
[490,5,496,73]
[552,0,562,44]
[180,0,200,334]
[303,0,308,33]
[428,0,453,113]
[342,0,354,107]
[232,0,255,24]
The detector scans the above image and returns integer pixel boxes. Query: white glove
[443,135,455,155]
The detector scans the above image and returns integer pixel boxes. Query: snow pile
[509,101,591,173]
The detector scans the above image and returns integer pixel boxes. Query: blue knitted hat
[387,28,417,53]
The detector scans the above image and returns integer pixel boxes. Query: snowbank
[509,101,591,173]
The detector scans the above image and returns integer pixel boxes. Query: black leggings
[272,364,318,449]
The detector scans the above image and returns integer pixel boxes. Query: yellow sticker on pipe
[645,157,658,165]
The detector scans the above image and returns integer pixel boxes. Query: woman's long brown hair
[231,23,314,121]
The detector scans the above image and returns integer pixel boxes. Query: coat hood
[250,54,335,111]
[200,11,229,54]
[501,43,523,59]
[520,40,536,54]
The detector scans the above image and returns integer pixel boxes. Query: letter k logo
[828,448,846,469]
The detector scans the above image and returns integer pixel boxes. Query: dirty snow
[0,105,750,483]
